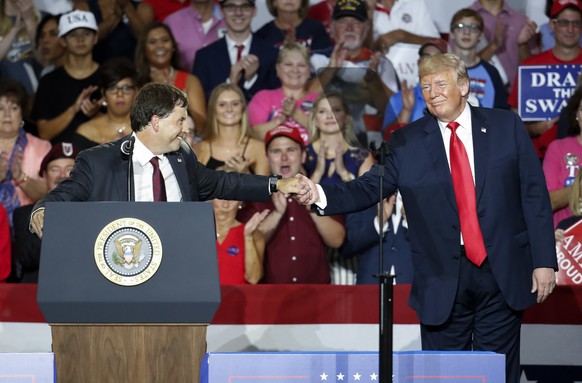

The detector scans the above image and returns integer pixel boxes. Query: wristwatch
[269,175,282,194]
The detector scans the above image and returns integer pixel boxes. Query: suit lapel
[423,117,457,211]
[168,151,191,201]
[470,107,489,204]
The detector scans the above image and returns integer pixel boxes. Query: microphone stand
[371,141,394,383]
[123,136,135,201]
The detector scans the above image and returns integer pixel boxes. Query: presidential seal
[94,218,162,286]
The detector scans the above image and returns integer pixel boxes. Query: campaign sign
[386,43,422,87]
[518,64,581,121]
[556,219,582,285]
[201,351,505,382]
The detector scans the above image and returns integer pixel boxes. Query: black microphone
[369,140,378,155]
[120,136,135,157]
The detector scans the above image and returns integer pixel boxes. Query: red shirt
[143,0,189,21]
[216,224,246,285]
[238,199,344,284]
[508,49,582,158]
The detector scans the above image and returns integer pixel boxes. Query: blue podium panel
[0,353,54,383]
[201,352,505,383]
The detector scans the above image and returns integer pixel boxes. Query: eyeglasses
[221,3,254,13]
[106,85,136,95]
[553,18,582,28]
[452,23,482,33]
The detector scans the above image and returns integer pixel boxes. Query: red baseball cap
[264,123,305,150]
[550,0,582,18]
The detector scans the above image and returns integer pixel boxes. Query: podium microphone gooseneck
[121,136,135,201]
[369,140,394,383]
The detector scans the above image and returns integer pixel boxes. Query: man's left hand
[531,267,556,303]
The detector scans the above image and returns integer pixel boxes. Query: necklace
[107,116,129,139]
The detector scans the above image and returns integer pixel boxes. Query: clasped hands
[276,174,321,206]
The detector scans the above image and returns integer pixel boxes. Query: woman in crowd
[212,165,269,285]
[74,58,136,150]
[543,87,582,228]
[194,84,269,175]
[555,170,582,241]
[0,0,40,95]
[0,80,51,225]
[255,0,331,51]
[248,42,317,144]
[135,22,206,136]
[35,14,66,77]
[304,92,374,284]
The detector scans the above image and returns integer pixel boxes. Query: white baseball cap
[58,10,98,37]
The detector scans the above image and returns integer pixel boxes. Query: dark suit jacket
[318,106,558,325]
[341,206,413,285]
[35,138,271,206]
[192,36,280,101]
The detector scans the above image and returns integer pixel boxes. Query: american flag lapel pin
[481,127,487,133]
[177,157,183,163]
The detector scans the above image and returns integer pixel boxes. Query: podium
[37,202,220,383]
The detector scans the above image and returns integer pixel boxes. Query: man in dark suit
[295,53,558,383]
[192,0,280,101]
[29,83,299,237]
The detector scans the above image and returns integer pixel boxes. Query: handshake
[276,174,321,205]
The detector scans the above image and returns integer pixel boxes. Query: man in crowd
[11,143,79,282]
[30,83,300,237]
[192,0,279,101]
[32,10,102,144]
[295,53,557,383]
[238,124,345,283]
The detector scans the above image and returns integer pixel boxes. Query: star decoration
[354,372,362,381]
[337,373,345,381]
[320,372,328,381]
[370,373,378,381]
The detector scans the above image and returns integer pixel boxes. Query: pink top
[14,133,51,206]
[543,136,582,228]
[248,88,318,145]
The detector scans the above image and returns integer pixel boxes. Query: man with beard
[310,0,398,146]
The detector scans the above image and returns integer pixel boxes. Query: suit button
[392,246,398,252]
[452,225,458,230]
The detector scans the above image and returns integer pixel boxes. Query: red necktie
[235,44,244,62]
[447,121,487,266]
[150,157,167,202]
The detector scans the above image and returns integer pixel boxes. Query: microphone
[120,136,135,157]
[369,140,377,155]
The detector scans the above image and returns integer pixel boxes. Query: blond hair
[206,83,250,145]
[418,53,469,88]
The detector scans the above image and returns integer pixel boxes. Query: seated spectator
[193,0,280,102]
[311,0,398,145]
[74,57,136,150]
[237,124,345,283]
[341,193,413,284]
[76,0,154,63]
[213,165,268,284]
[373,0,440,51]
[35,14,66,77]
[555,170,582,241]
[449,9,508,109]
[0,80,51,226]
[193,84,269,175]
[248,42,318,143]
[0,205,9,282]
[11,142,80,283]
[304,92,374,284]
[32,10,103,144]
[135,22,207,136]
[543,87,582,228]
[382,40,446,137]
[254,0,331,51]
[164,0,226,72]
[0,0,41,95]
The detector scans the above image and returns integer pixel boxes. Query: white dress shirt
[132,135,183,202]
[225,34,258,89]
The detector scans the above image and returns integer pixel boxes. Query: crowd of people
[0,0,577,294]
[1,1,572,380]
